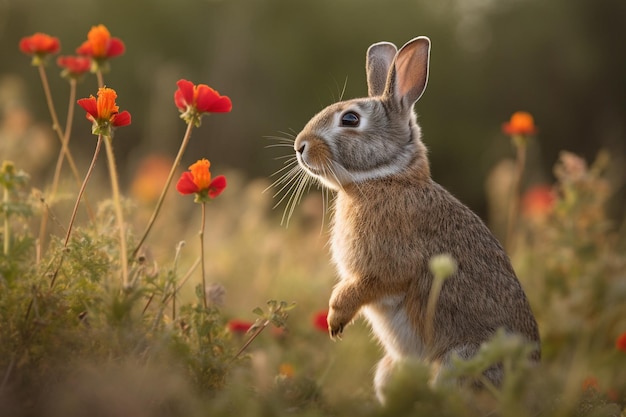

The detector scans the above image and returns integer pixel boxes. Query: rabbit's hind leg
[373,354,396,404]
[433,345,504,390]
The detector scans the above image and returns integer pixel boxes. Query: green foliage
[1,149,626,417]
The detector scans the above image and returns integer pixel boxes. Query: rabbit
[291,36,540,403]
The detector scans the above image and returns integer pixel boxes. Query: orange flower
[77,87,131,135]
[278,363,295,378]
[502,111,537,136]
[176,159,227,200]
[582,376,599,392]
[616,332,626,352]
[130,155,173,204]
[19,33,60,65]
[76,24,125,60]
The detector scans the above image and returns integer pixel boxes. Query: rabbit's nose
[297,143,306,154]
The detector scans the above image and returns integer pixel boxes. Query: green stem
[37,65,94,221]
[132,121,195,258]
[102,135,129,288]
[50,78,77,200]
[3,186,9,256]
[49,135,103,290]
[199,202,207,309]
[63,136,102,248]
[424,274,444,344]
[39,78,79,254]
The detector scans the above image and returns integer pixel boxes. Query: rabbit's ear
[386,37,430,109]
[366,42,397,97]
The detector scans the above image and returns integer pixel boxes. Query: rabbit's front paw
[327,307,349,339]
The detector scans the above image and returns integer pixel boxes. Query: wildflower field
[1,25,625,417]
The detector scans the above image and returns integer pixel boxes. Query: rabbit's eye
[340,111,360,127]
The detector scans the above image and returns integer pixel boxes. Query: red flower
[77,87,131,135]
[57,55,91,79]
[312,310,329,332]
[76,24,125,60]
[19,32,61,55]
[521,185,555,220]
[176,159,226,199]
[19,33,60,65]
[228,319,253,334]
[174,79,232,126]
[616,332,626,352]
[502,111,538,136]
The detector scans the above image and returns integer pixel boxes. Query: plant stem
[3,186,9,256]
[424,274,444,344]
[38,78,79,254]
[49,78,78,200]
[102,134,129,288]
[96,69,104,89]
[37,65,94,220]
[158,256,201,308]
[199,202,207,309]
[506,137,527,252]
[49,135,103,290]
[233,320,270,361]
[63,136,103,249]
[132,121,195,258]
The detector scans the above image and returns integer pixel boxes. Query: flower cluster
[21,25,125,77]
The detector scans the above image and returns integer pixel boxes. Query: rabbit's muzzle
[294,134,332,177]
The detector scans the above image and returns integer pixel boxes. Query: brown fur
[293,37,540,402]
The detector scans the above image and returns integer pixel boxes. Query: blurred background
[1,0,625,218]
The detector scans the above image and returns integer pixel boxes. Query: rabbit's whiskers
[265,135,329,227]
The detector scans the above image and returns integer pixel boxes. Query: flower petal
[76,40,92,56]
[189,159,212,190]
[208,175,227,198]
[77,96,98,119]
[227,320,253,334]
[175,79,195,111]
[86,24,110,58]
[209,95,233,113]
[106,37,126,58]
[111,110,131,127]
[19,33,60,55]
[176,172,199,194]
[196,85,232,113]
[96,87,119,121]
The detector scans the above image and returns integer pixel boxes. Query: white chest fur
[331,194,427,361]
